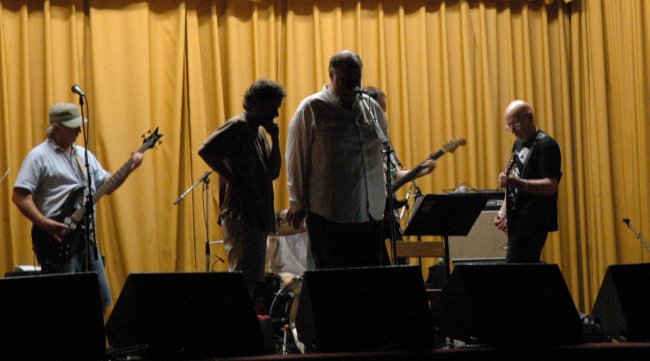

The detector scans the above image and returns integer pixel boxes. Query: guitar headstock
[441,137,467,153]
[139,127,163,152]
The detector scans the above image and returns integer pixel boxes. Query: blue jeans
[40,244,112,310]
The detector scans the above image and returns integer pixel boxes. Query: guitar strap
[73,150,89,183]
[509,138,538,213]
[519,133,539,177]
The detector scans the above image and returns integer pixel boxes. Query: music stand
[403,193,489,279]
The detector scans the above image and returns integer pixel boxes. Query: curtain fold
[1,0,648,314]
[570,0,650,310]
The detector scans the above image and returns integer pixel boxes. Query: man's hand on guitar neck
[395,159,436,182]
[129,152,144,171]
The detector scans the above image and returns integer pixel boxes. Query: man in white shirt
[285,50,388,268]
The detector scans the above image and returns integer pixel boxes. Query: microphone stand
[623,219,650,253]
[77,93,97,272]
[359,93,399,265]
[174,170,220,271]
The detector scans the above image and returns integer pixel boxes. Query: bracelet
[498,210,506,218]
[523,178,528,191]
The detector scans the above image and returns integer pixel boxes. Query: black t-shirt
[510,129,562,232]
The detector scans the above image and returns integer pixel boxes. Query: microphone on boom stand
[622,218,650,252]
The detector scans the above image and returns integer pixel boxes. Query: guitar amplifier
[4,265,41,278]
[448,190,507,261]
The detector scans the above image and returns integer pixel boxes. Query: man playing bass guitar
[12,103,145,313]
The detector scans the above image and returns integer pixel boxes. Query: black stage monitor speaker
[0,273,106,360]
[441,264,582,348]
[295,265,435,352]
[591,263,650,341]
[106,272,264,359]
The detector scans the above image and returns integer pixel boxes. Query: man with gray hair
[13,102,144,313]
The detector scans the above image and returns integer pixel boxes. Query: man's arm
[494,194,508,233]
[12,188,67,241]
[105,152,144,194]
[262,122,282,180]
[500,174,558,196]
[285,108,311,229]
[198,122,239,179]
[393,159,437,191]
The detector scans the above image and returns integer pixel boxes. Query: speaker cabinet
[0,273,106,360]
[441,264,582,347]
[448,210,508,261]
[295,265,435,352]
[591,263,650,341]
[106,272,263,359]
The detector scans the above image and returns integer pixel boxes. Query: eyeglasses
[504,121,521,131]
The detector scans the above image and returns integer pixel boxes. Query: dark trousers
[306,212,384,269]
[506,220,549,263]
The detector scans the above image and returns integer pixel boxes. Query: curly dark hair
[243,79,286,111]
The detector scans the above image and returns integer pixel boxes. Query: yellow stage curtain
[570,0,650,311]
[2,0,648,314]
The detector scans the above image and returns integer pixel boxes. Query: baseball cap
[48,103,87,128]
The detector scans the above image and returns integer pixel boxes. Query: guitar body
[31,186,85,268]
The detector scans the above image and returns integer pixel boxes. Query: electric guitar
[384,137,467,236]
[503,151,518,227]
[390,137,467,193]
[31,128,163,267]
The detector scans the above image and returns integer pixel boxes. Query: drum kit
[263,209,308,354]
[267,274,305,354]
[257,273,305,354]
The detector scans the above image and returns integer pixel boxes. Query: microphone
[622,217,650,253]
[71,84,85,97]
[353,86,368,94]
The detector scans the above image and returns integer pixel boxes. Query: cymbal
[271,209,306,237]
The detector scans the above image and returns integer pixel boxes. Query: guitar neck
[58,127,161,232]
[93,159,134,202]
[68,148,143,225]
[391,148,445,192]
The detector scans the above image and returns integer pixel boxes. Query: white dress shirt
[286,85,388,224]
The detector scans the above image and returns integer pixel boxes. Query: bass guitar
[31,128,163,267]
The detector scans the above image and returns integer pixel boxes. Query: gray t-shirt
[14,138,110,218]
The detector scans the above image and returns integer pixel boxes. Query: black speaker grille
[441,263,582,348]
[106,272,263,359]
